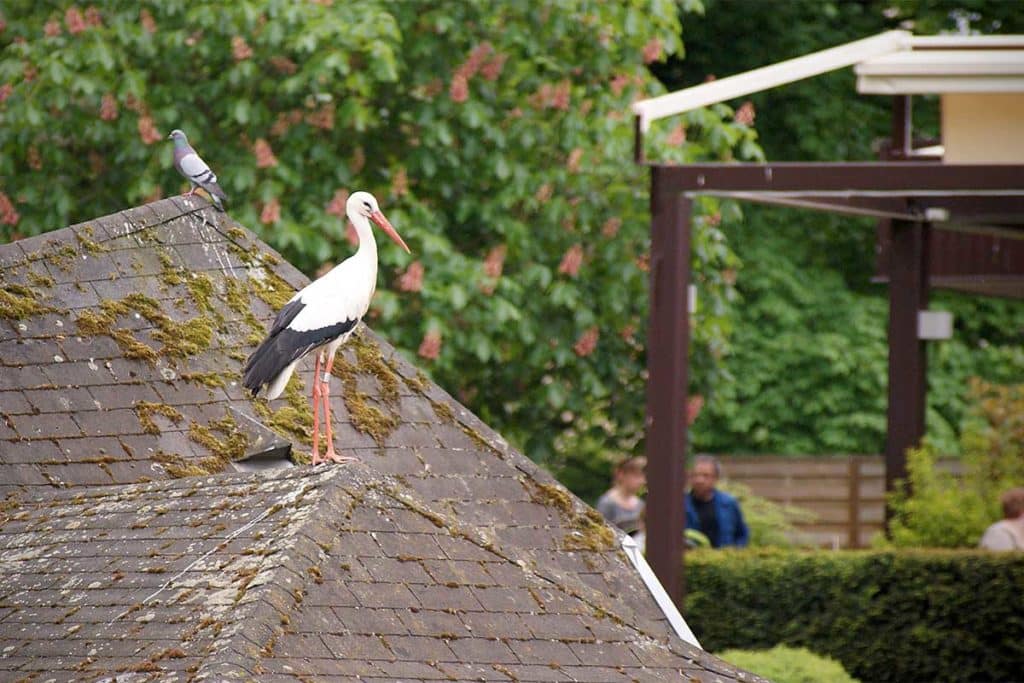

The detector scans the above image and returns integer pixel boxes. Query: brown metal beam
[645,166,690,608]
[885,220,930,522]
[652,162,1024,193]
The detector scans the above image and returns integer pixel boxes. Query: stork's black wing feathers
[242,296,358,396]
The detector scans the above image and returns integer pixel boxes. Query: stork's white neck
[349,212,378,263]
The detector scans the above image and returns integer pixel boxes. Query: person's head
[690,454,721,501]
[613,456,647,495]
[1000,487,1024,520]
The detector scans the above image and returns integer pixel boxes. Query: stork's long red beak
[370,210,410,253]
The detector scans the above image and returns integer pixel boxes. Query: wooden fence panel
[714,454,960,549]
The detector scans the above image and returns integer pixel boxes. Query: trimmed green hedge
[685,549,1024,683]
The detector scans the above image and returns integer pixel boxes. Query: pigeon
[167,129,228,211]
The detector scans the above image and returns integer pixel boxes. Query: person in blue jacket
[685,455,749,548]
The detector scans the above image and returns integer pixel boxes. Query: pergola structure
[633,31,1024,605]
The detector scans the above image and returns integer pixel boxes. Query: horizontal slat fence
[714,455,962,548]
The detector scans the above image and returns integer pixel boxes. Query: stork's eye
[363,201,372,210]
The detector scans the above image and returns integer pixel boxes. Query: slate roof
[0,198,760,682]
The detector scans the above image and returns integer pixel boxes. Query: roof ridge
[178,465,351,680]
[193,464,705,677]
[189,464,395,680]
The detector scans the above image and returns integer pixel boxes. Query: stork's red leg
[311,354,323,464]
[321,351,356,464]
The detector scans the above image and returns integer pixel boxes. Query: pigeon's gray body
[168,130,227,211]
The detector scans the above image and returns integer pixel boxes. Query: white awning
[856,49,1024,94]
[632,31,1024,130]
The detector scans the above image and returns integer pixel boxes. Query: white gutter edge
[621,534,702,650]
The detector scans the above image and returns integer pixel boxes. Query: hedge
[685,549,1024,683]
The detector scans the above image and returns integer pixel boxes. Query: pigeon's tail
[205,182,228,212]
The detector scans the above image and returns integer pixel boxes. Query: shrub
[685,548,1024,683]
[717,645,859,683]
[885,379,1024,548]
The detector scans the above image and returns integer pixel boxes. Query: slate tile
[39,361,111,387]
[24,387,97,414]
[51,281,101,310]
[58,334,123,362]
[331,606,407,636]
[381,634,455,663]
[360,556,434,585]
[74,409,144,437]
[409,585,482,612]
[146,198,188,226]
[10,413,82,439]
[0,463,52,486]
[398,608,466,638]
[447,636,518,664]
[87,384,160,410]
[421,559,495,587]
[471,586,540,613]
[435,661,513,681]
[175,242,246,273]
[348,582,419,610]
[499,664,573,682]
[65,251,119,283]
[0,391,34,415]
[152,380,222,406]
[406,475,473,502]
[508,638,579,665]
[322,632,393,660]
[461,612,532,640]
[372,660,450,680]
[568,641,641,668]
[375,532,446,560]
[435,535,495,562]
[0,338,62,366]
[41,463,112,487]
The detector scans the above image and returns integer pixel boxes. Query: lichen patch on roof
[0,199,760,682]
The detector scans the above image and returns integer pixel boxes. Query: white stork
[243,191,410,464]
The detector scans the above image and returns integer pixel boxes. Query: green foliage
[0,2,761,492]
[885,380,1024,548]
[686,548,1024,683]
[719,480,817,548]
[658,1,1024,456]
[718,645,859,683]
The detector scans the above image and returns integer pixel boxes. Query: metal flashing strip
[620,534,702,650]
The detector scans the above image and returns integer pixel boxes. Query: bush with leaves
[718,645,859,683]
[0,1,762,494]
[884,379,1024,548]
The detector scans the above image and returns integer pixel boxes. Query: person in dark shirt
[684,455,749,548]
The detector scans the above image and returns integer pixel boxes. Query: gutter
[621,534,702,649]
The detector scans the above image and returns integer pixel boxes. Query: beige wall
[942,93,1024,163]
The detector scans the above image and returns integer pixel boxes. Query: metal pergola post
[885,220,930,505]
[644,166,691,608]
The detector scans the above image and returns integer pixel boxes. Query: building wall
[942,93,1024,163]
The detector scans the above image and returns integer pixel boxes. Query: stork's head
[347,191,410,253]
